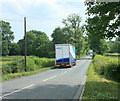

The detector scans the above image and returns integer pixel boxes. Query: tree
[88,36,110,55]
[30,30,50,57]
[17,39,24,55]
[33,34,50,57]
[2,40,9,56]
[62,14,88,57]
[62,14,82,44]
[26,31,36,55]
[9,43,20,55]
[85,2,120,39]
[0,20,14,56]
[84,2,119,54]
[108,37,120,53]
[17,30,51,57]
[51,27,68,44]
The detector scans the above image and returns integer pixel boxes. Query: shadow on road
[2,84,83,99]
[52,66,71,70]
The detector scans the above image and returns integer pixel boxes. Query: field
[0,56,55,81]
[82,54,119,100]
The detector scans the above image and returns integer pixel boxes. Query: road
[1,56,92,100]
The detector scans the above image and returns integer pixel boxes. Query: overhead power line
[0,18,23,22]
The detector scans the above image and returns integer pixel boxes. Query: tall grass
[2,56,55,75]
[82,61,119,100]
[93,55,120,82]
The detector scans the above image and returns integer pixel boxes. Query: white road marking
[43,76,56,82]
[0,84,34,98]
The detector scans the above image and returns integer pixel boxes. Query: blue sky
[0,0,87,43]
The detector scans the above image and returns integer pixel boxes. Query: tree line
[85,2,120,54]
[1,14,90,58]
[1,1,120,58]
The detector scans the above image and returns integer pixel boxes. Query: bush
[2,58,25,74]
[2,64,12,75]
[26,57,37,71]
[2,56,55,75]
[93,55,120,82]
[32,57,55,68]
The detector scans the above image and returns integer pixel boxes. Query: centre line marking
[43,76,56,82]
[0,84,34,98]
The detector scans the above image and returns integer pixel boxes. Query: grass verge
[2,66,54,82]
[82,61,119,100]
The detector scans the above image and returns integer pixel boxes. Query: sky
[0,0,87,43]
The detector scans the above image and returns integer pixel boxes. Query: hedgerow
[93,55,120,82]
[2,56,55,75]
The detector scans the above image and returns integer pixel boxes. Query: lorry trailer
[55,44,76,67]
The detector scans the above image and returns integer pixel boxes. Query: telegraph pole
[24,17,27,72]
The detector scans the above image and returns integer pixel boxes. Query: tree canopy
[0,20,14,56]
[85,2,120,39]
[84,2,119,54]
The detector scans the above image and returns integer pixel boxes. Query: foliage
[93,54,120,82]
[17,39,25,55]
[2,67,53,81]
[17,30,51,57]
[85,2,120,39]
[88,34,110,55]
[108,37,120,53]
[9,43,20,55]
[17,31,37,56]
[32,33,50,57]
[0,20,14,56]
[82,61,118,99]
[85,2,119,55]
[51,27,68,44]
[32,57,55,68]
[26,31,36,55]
[2,40,9,56]
[2,56,55,75]
[51,14,90,58]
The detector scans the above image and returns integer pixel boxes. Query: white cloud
[0,0,86,15]
[0,0,86,42]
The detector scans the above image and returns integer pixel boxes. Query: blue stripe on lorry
[56,57,69,63]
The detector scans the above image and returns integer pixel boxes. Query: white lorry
[55,44,76,67]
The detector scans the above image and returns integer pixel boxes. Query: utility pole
[24,17,27,72]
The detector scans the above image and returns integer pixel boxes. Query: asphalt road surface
[0,56,92,100]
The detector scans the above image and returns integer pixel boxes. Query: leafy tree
[62,14,89,57]
[85,2,120,39]
[108,37,120,53]
[99,39,110,55]
[33,34,50,57]
[51,27,68,44]
[17,30,51,57]
[9,43,20,55]
[84,36,90,54]
[84,2,119,54]
[0,20,14,56]
[26,31,36,55]
[2,40,9,56]
[62,14,82,44]
[89,36,110,55]
[17,39,24,55]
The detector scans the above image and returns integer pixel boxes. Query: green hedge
[93,55,120,82]
[2,56,55,75]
